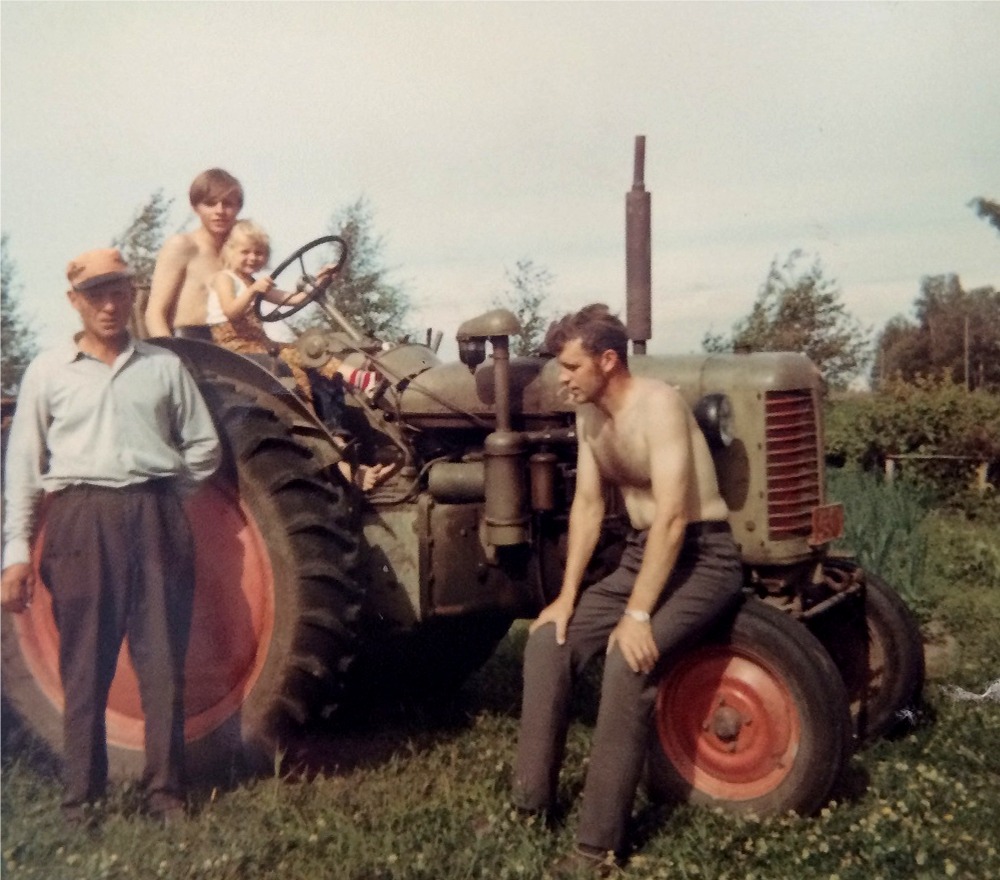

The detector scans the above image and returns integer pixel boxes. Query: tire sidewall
[1,378,360,785]
[646,599,852,816]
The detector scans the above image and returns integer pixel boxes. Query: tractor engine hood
[392,350,821,432]
[394,355,569,430]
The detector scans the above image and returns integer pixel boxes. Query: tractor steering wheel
[254,235,348,322]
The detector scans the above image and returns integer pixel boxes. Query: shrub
[825,377,1000,505]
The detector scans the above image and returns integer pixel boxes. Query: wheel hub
[709,702,746,744]
[655,647,800,798]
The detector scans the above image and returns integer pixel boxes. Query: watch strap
[623,608,651,623]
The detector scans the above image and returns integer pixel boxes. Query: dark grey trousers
[513,523,743,854]
[39,480,195,812]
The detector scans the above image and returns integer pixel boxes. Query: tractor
[1,138,924,818]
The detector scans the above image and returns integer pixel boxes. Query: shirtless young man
[512,304,743,872]
[144,169,242,338]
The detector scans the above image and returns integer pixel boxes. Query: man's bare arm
[609,386,692,672]
[530,413,605,643]
[146,235,195,337]
[560,438,605,600]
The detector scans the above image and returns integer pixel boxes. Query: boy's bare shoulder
[158,232,199,262]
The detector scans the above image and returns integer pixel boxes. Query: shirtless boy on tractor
[144,168,242,339]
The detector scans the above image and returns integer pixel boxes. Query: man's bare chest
[589,419,651,488]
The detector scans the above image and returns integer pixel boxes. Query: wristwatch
[623,608,651,623]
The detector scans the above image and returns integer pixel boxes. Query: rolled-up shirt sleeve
[2,361,50,569]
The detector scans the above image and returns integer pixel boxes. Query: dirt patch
[922,618,961,680]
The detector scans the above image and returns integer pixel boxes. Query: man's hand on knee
[607,615,659,674]
[529,595,576,645]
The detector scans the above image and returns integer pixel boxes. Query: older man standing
[1,248,221,827]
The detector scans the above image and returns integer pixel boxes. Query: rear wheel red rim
[654,645,801,800]
[15,481,274,750]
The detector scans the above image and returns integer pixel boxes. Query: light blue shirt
[2,337,221,567]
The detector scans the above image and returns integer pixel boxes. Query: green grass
[4,500,1000,879]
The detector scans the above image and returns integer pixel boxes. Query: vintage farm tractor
[1,139,924,817]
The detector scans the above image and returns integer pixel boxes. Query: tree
[867,198,999,389]
[703,250,870,390]
[970,197,1000,236]
[304,197,411,341]
[112,190,174,337]
[871,314,927,388]
[874,274,1000,391]
[492,258,555,356]
[1,234,38,396]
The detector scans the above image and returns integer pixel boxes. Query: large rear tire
[645,599,852,817]
[0,376,363,781]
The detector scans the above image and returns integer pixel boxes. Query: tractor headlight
[458,337,487,371]
[694,393,735,449]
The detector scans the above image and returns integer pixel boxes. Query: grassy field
[3,476,999,879]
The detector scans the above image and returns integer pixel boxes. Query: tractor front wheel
[646,599,852,816]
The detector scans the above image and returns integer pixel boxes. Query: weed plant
[920,514,1000,692]
[4,509,1000,879]
[826,467,931,609]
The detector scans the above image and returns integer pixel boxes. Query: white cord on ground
[941,678,1000,702]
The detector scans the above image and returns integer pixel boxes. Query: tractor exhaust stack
[625,135,652,355]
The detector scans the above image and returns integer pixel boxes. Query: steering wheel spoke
[254,235,348,322]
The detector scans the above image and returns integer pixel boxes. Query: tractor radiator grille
[764,390,820,541]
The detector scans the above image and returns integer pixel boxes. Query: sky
[2,1,998,364]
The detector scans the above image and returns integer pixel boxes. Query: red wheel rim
[14,481,275,750]
[654,645,801,800]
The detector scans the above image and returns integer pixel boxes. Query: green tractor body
[1,139,923,818]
